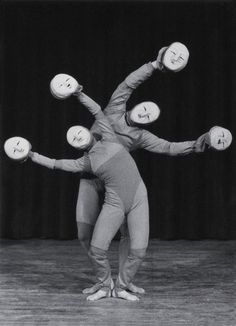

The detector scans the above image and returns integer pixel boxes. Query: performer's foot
[86,288,111,301]
[128,283,145,294]
[112,289,139,301]
[82,279,114,294]
[82,283,101,294]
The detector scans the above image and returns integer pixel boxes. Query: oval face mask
[129,101,160,125]
[4,137,31,161]
[208,126,232,151]
[50,74,79,99]
[67,126,92,150]
[162,42,189,72]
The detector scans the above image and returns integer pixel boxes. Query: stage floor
[0,239,235,326]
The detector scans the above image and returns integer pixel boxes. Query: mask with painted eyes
[50,74,79,99]
[162,42,189,72]
[129,101,160,125]
[207,126,232,151]
[4,136,31,161]
[67,126,93,150]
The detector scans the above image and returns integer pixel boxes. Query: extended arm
[89,62,158,137]
[139,130,209,155]
[104,62,157,115]
[77,92,116,141]
[29,151,89,173]
[104,47,167,115]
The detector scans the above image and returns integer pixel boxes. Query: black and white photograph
[0,0,236,325]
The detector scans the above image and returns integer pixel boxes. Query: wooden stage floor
[0,239,235,326]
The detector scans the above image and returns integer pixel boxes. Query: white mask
[162,42,189,72]
[4,136,31,161]
[129,101,160,125]
[50,74,79,99]
[67,126,92,150]
[208,126,232,151]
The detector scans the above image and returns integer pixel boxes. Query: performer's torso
[91,114,142,152]
[88,140,143,211]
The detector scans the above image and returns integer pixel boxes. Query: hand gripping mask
[4,136,31,161]
[67,126,92,150]
[162,42,189,72]
[129,101,160,125]
[50,74,79,99]
[207,126,232,151]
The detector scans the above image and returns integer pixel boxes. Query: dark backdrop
[1,0,236,239]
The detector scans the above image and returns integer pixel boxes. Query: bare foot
[112,289,139,301]
[83,279,114,294]
[82,283,101,294]
[86,288,111,301]
[128,283,145,294]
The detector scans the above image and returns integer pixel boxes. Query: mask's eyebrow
[143,106,147,111]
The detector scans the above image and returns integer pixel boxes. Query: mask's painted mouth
[72,130,83,142]
[138,113,150,119]
[13,147,24,153]
[73,136,83,142]
[171,57,184,64]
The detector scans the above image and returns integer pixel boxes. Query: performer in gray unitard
[75,50,208,295]
[29,92,151,301]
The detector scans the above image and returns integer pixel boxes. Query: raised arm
[29,151,90,173]
[139,130,209,155]
[104,47,167,116]
[104,62,156,116]
[77,92,116,141]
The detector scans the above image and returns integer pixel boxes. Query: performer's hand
[152,46,168,71]
[73,83,83,96]
[194,133,210,153]
[28,150,34,158]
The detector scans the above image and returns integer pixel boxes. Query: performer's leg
[76,178,103,251]
[76,178,105,294]
[86,203,125,301]
[114,182,149,301]
[119,222,145,294]
[77,222,94,253]
[118,222,130,272]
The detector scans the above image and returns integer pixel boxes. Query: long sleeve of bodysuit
[77,92,117,142]
[104,62,155,115]
[89,62,156,136]
[138,130,209,155]
[29,151,90,173]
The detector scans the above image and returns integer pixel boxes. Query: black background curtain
[1,0,236,239]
